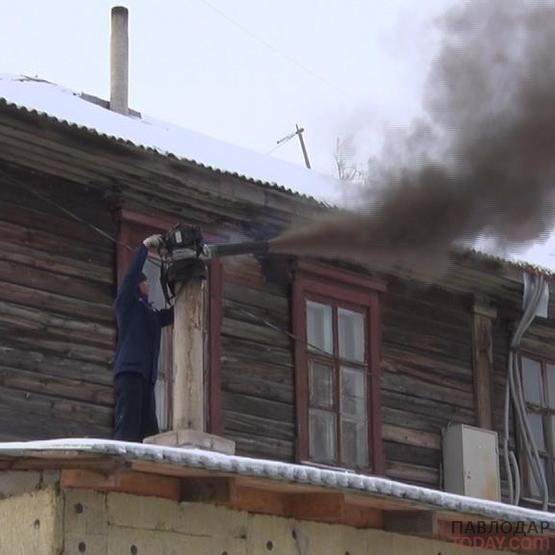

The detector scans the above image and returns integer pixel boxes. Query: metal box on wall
[442,424,501,501]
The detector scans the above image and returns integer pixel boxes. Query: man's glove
[143,234,164,250]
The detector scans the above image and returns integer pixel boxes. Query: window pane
[341,367,367,419]
[547,365,555,409]
[309,409,336,463]
[527,412,546,452]
[522,357,543,405]
[342,418,368,467]
[339,308,365,362]
[306,301,333,354]
[529,457,550,499]
[309,362,334,408]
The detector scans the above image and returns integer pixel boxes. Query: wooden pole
[172,277,205,431]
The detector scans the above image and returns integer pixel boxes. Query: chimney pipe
[110,6,129,115]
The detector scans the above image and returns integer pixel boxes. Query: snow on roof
[0,74,342,205]
[0,438,553,526]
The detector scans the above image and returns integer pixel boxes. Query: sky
[2,0,555,270]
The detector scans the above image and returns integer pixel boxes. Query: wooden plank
[181,477,236,504]
[472,302,496,428]
[383,510,438,537]
[0,281,114,325]
[0,345,113,387]
[223,281,289,315]
[382,424,441,450]
[221,317,292,349]
[385,461,439,486]
[381,372,474,409]
[222,410,295,441]
[61,469,182,501]
[221,370,294,405]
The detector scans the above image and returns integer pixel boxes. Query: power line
[195,0,355,102]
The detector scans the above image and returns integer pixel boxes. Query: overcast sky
[3,0,555,270]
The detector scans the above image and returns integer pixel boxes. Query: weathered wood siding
[220,255,296,461]
[0,166,116,439]
[380,278,475,487]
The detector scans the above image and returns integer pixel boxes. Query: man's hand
[143,234,164,250]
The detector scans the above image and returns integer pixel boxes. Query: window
[520,354,555,500]
[293,262,384,472]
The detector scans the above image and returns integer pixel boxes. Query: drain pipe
[110,6,129,115]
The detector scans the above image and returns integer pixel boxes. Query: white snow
[0,74,342,205]
[0,438,553,526]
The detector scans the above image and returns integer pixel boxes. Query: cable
[196,0,355,102]
[503,273,549,509]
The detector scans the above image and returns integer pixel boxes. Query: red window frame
[115,210,224,435]
[292,261,385,474]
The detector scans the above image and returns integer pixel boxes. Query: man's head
[139,272,149,299]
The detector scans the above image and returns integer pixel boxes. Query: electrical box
[442,424,501,501]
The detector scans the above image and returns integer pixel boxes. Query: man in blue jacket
[113,234,174,442]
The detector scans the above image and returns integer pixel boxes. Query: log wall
[0,166,116,439]
[220,255,296,461]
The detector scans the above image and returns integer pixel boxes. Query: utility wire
[196,0,355,102]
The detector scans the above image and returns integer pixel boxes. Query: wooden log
[0,280,114,325]
[0,300,115,346]
[225,430,294,461]
[382,424,441,450]
[385,461,439,486]
[221,391,295,422]
[0,363,113,406]
[221,317,291,349]
[380,372,474,409]
[173,278,205,431]
[0,345,113,386]
[221,371,294,405]
[221,336,294,368]
[222,409,295,441]
[0,255,112,304]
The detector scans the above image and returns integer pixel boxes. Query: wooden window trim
[115,210,224,435]
[293,261,384,475]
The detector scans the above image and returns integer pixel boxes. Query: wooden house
[1,73,555,552]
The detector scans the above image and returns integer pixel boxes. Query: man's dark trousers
[113,373,159,442]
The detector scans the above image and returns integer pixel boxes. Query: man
[113,234,174,442]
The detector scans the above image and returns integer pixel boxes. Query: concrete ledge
[143,429,236,455]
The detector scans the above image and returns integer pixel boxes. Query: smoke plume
[271,1,555,276]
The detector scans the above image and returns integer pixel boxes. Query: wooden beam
[182,477,236,504]
[383,510,438,537]
[472,300,497,429]
[61,468,182,501]
[289,492,345,522]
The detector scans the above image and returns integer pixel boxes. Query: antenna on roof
[270,124,312,169]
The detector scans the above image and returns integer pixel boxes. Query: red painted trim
[208,259,224,435]
[292,266,384,475]
[295,260,386,292]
